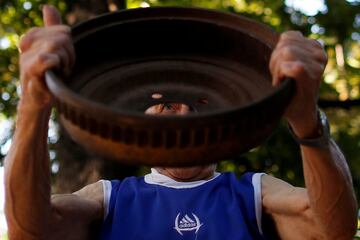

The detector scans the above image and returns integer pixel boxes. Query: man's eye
[164,104,173,110]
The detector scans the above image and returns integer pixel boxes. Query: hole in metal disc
[151,93,163,99]
[198,98,208,104]
[145,103,192,115]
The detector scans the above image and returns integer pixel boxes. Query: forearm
[5,102,52,239]
[289,108,357,238]
[301,139,357,239]
[270,31,356,238]
[4,5,76,239]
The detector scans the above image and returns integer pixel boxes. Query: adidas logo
[174,213,203,236]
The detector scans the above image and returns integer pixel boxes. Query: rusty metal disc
[45,7,294,166]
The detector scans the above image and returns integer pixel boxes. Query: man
[4,5,358,240]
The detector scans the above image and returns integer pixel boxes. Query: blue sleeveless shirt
[100,170,266,240]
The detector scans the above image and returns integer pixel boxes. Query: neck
[155,165,216,182]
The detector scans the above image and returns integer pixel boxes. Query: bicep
[49,181,105,240]
[261,175,324,240]
[262,175,310,215]
[73,180,105,209]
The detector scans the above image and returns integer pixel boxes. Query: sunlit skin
[146,103,216,181]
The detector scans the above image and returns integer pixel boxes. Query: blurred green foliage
[0,0,359,201]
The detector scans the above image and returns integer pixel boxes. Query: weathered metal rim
[45,7,292,124]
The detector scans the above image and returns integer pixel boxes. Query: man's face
[145,103,191,116]
[146,103,216,181]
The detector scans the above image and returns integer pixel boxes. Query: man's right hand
[19,5,75,110]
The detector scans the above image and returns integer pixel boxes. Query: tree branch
[318,99,360,109]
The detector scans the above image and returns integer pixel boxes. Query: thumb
[43,5,62,27]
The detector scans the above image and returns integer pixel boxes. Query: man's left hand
[269,31,328,138]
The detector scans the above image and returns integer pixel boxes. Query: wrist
[14,101,51,139]
[20,78,54,111]
[17,98,52,118]
[288,107,331,148]
[287,107,319,139]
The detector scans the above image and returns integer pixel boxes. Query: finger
[22,52,61,79]
[281,43,326,66]
[276,39,326,62]
[58,34,76,73]
[276,61,310,86]
[35,53,61,77]
[41,41,71,76]
[43,5,62,27]
[56,48,72,76]
[270,45,304,74]
[279,45,311,62]
[276,31,308,55]
[272,60,296,87]
[19,25,70,54]
[270,46,307,78]
[44,34,74,75]
[53,35,74,75]
[29,32,73,75]
[47,25,72,34]
[279,31,304,42]
[270,44,319,76]
[309,38,323,48]
[276,38,308,52]
[19,27,41,53]
[43,27,74,72]
[309,39,328,63]
[276,32,327,62]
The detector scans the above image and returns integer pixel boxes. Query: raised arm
[4,5,102,239]
[262,31,358,240]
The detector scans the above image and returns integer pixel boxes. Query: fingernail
[43,4,54,11]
